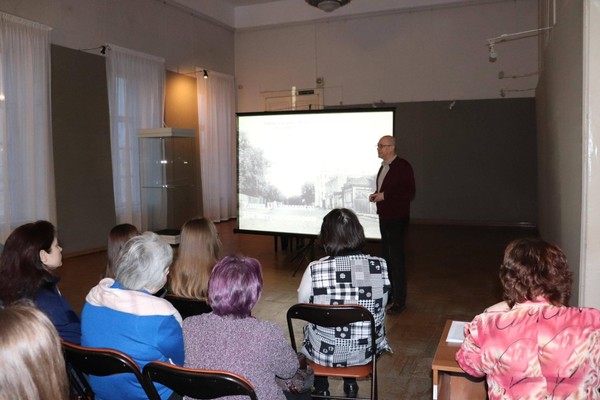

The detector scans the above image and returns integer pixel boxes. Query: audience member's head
[105,223,139,279]
[169,217,221,299]
[208,255,263,319]
[500,237,573,307]
[0,220,61,304]
[319,208,366,257]
[0,302,69,400]
[114,231,173,294]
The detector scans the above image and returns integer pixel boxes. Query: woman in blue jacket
[82,231,184,400]
[0,220,81,344]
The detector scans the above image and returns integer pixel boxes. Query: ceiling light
[203,70,208,79]
[306,0,351,12]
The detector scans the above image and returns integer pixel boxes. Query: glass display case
[138,128,198,243]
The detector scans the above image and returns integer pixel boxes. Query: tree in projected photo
[239,133,316,207]
[238,134,285,205]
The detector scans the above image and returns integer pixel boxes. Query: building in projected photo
[317,174,376,215]
[343,177,375,214]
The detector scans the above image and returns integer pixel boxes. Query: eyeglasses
[376,144,393,148]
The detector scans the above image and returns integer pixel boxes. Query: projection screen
[236,108,396,240]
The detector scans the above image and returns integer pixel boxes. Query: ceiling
[221,0,285,5]
[170,0,473,30]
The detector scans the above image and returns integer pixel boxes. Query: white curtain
[0,12,54,242]
[106,45,165,230]
[196,70,237,222]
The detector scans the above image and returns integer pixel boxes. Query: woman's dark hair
[319,208,366,257]
[105,223,139,279]
[500,237,572,307]
[0,221,56,304]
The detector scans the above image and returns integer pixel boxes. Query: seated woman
[168,217,221,300]
[456,237,600,399]
[0,220,81,344]
[183,255,301,400]
[297,208,392,398]
[82,232,183,400]
[103,223,139,279]
[0,301,69,400]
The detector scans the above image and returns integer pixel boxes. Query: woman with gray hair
[82,231,184,400]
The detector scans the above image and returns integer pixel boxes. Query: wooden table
[431,320,487,400]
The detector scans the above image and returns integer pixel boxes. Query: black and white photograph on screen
[237,109,395,240]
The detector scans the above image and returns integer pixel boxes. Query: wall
[235,0,538,111]
[233,0,539,227]
[535,0,583,305]
[1,0,234,253]
[581,0,600,308]
[51,45,116,254]
[5,0,540,251]
[164,71,203,226]
[390,98,537,225]
[1,0,234,75]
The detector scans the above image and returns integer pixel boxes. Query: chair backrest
[286,303,378,399]
[286,303,377,352]
[61,340,155,399]
[164,294,212,319]
[142,361,258,400]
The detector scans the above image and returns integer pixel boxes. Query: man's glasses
[377,144,393,148]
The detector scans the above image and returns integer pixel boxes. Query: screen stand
[291,238,316,277]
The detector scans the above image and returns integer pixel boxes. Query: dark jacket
[376,156,415,219]
[35,276,81,344]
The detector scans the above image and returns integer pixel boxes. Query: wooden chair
[142,361,258,400]
[164,293,212,319]
[61,340,155,400]
[286,303,378,400]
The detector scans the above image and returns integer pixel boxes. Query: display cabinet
[138,128,198,243]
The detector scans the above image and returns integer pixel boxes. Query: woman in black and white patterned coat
[297,208,392,398]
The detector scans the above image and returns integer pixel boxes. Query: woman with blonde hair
[169,218,221,299]
[0,302,69,400]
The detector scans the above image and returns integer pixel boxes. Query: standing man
[369,135,415,314]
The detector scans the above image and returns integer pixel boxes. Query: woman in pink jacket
[456,238,600,399]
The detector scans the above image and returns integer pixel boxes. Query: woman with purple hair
[183,255,301,400]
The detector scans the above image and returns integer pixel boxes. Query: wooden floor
[56,220,536,399]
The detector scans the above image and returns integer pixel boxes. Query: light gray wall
[235,0,538,110]
[581,0,600,308]
[536,0,583,305]
[2,0,541,251]
[0,0,234,74]
[1,0,235,253]
[536,0,600,309]
[235,0,539,226]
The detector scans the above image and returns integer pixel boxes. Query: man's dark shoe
[343,381,359,398]
[386,302,406,315]
[312,389,330,397]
